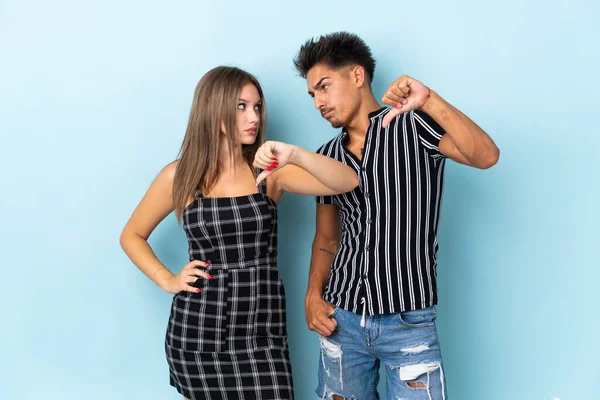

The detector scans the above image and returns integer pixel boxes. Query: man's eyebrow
[312,76,329,90]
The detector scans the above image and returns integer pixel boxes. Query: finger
[256,151,273,166]
[382,95,399,107]
[382,108,403,128]
[189,269,213,280]
[384,92,403,105]
[390,86,406,99]
[394,102,410,113]
[257,154,278,170]
[396,81,411,95]
[253,155,264,169]
[255,170,272,186]
[183,284,203,293]
[254,161,271,170]
[313,326,332,336]
[327,304,336,317]
[307,319,331,336]
[185,273,211,286]
[319,314,338,332]
[396,75,410,88]
[315,320,336,336]
[188,259,210,268]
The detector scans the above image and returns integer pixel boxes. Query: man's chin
[329,119,343,129]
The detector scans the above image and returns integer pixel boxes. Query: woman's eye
[237,103,246,110]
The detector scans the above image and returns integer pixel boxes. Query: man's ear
[352,65,367,88]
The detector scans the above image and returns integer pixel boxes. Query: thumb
[382,107,403,128]
[327,304,336,317]
[255,170,271,186]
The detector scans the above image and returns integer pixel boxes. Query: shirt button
[361,167,366,171]
[367,219,372,224]
[365,192,370,197]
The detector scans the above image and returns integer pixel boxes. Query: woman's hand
[162,260,212,294]
[253,141,299,185]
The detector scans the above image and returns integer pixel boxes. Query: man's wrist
[419,88,438,113]
[305,288,323,301]
[288,145,303,167]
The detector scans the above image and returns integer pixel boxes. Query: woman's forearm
[119,231,174,289]
[289,146,358,192]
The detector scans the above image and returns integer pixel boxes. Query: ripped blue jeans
[316,306,446,400]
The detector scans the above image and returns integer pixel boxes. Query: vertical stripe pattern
[316,108,446,315]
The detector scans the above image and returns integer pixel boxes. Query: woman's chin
[241,136,258,145]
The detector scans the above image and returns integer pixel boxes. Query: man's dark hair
[293,31,376,83]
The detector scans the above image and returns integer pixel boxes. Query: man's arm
[423,92,499,169]
[382,75,500,169]
[305,203,341,337]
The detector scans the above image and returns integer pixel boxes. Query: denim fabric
[316,306,446,400]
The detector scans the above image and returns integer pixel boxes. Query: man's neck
[345,94,382,139]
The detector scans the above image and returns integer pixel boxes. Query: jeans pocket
[396,306,437,328]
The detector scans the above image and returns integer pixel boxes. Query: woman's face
[234,83,262,145]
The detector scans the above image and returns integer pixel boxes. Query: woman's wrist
[154,267,174,291]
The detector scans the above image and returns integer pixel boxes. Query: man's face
[306,63,360,129]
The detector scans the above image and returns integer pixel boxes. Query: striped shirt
[316,107,447,316]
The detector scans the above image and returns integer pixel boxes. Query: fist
[381,75,430,128]
[253,141,297,185]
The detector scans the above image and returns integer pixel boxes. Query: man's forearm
[306,238,336,299]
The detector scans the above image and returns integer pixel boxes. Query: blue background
[1,0,598,399]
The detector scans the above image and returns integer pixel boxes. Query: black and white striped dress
[165,178,293,399]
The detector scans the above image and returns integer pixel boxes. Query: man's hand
[381,75,430,128]
[305,293,337,336]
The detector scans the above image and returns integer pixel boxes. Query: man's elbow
[475,146,500,169]
[312,234,339,252]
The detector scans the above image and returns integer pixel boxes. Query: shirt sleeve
[412,109,446,158]
[316,194,335,204]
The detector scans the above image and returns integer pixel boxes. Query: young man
[294,32,499,400]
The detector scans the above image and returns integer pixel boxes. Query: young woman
[119,66,358,399]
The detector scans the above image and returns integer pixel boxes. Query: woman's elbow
[119,226,139,251]
[342,174,359,191]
